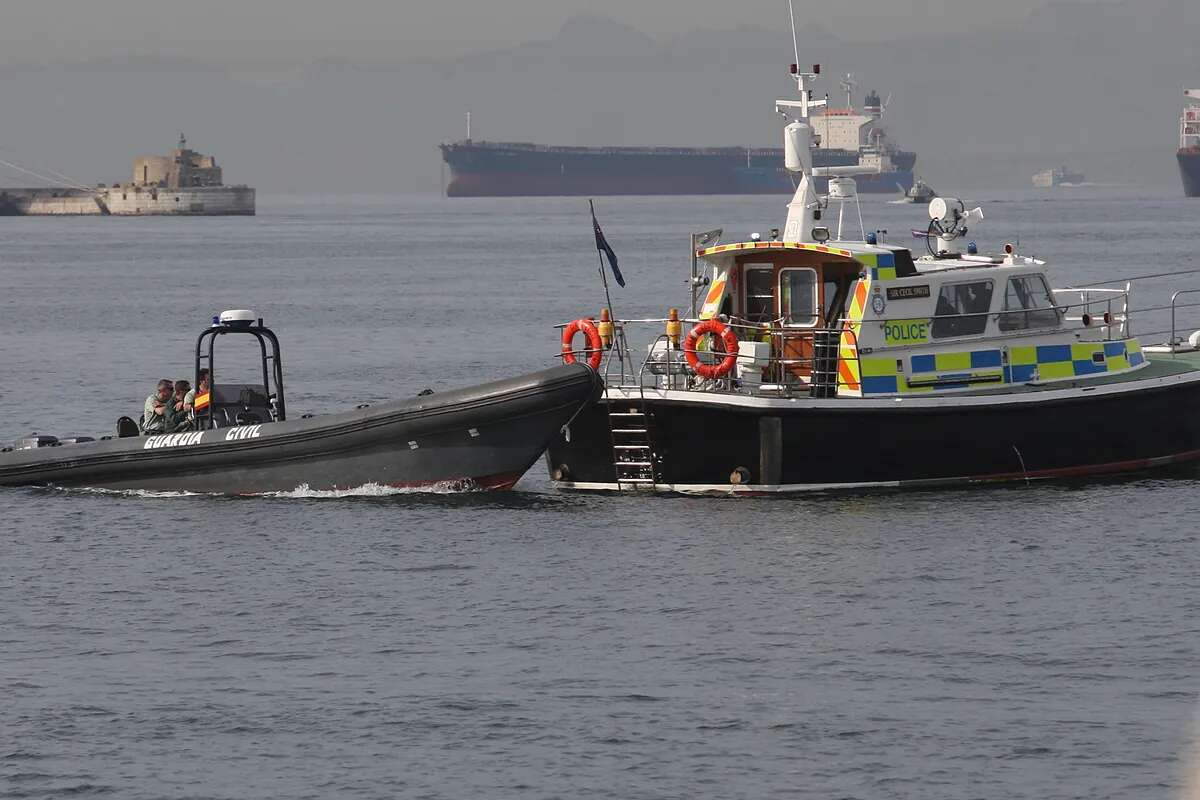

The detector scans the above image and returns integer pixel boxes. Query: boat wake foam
[266,480,484,498]
[52,486,206,499]
[44,480,486,500]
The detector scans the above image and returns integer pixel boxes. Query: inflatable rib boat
[0,310,597,493]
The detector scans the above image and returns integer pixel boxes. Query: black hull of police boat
[0,364,597,494]
[546,369,1200,493]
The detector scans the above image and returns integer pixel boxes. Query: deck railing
[556,277,1200,395]
[558,317,863,397]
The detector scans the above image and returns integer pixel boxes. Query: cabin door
[777,267,822,381]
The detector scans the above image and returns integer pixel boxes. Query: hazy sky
[1,0,1187,192]
[2,0,1066,65]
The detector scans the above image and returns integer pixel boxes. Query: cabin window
[931,280,994,338]
[779,268,819,327]
[823,278,840,322]
[743,264,775,325]
[999,275,1060,331]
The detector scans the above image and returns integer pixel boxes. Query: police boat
[0,310,597,494]
[545,64,1200,494]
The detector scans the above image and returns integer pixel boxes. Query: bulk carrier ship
[1179,89,1200,197]
[441,81,916,197]
[0,135,254,216]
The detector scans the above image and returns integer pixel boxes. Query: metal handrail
[567,320,864,397]
[1051,287,1127,296]
[1169,289,1200,347]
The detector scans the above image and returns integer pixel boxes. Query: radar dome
[219,309,257,327]
[784,122,812,173]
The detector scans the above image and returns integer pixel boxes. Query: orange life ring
[683,320,739,379]
[561,318,604,370]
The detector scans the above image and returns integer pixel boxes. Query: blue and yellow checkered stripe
[1006,340,1142,382]
[857,339,1143,395]
[860,348,1002,394]
[911,350,1003,373]
[865,251,898,281]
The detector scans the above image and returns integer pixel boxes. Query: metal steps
[606,399,658,491]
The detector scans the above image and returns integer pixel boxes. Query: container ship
[0,135,254,216]
[441,87,916,197]
[1179,89,1200,197]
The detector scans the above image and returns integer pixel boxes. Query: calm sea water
[3,188,1200,799]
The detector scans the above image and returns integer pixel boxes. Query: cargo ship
[440,84,916,197]
[0,135,254,216]
[1179,89,1200,197]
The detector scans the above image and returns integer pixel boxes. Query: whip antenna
[787,0,801,86]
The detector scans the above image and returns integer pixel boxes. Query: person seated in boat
[184,369,210,425]
[163,379,193,433]
[141,379,174,435]
[182,370,207,415]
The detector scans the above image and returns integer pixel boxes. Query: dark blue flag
[590,200,625,288]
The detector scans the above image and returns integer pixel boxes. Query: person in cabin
[163,380,193,433]
[141,379,174,435]
[182,370,207,414]
[185,369,211,426]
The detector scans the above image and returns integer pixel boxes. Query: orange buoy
[683,319,739,379]
[561,318,604,370]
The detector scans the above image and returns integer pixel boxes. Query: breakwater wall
[0,186,255,216]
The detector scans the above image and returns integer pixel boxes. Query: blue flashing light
[967,241,978,255]
[865,231,878,245]
[211,315,220,327]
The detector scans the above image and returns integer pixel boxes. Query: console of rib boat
[544,64,1200,494]
[0,310,597,494]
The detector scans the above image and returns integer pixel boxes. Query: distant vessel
[1178,89,1200,197]
[440,78,916,197]
[1032,166,1085,188]
[903,177,937,203]
[0,135,254,216]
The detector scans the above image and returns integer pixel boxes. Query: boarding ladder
[808,329,841,398]
[603,329,660,491]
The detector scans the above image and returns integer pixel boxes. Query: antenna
[840,73,857,108]
[788,0,801,86]
[777,5,833,243]
[466,111,471,141]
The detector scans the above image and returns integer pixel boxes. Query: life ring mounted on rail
[683,319,739,379]
[561,318,604,371]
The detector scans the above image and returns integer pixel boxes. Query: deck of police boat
[0,310,598,494]
[543,63,1200,494]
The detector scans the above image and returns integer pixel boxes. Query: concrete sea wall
[0,186,255,216]
[0,189,102,215]
[103,186,255,215]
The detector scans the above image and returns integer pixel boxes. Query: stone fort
[131,134,223,189]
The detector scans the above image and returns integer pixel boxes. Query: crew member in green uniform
[163,380,193,433]
[141,379,173,435]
